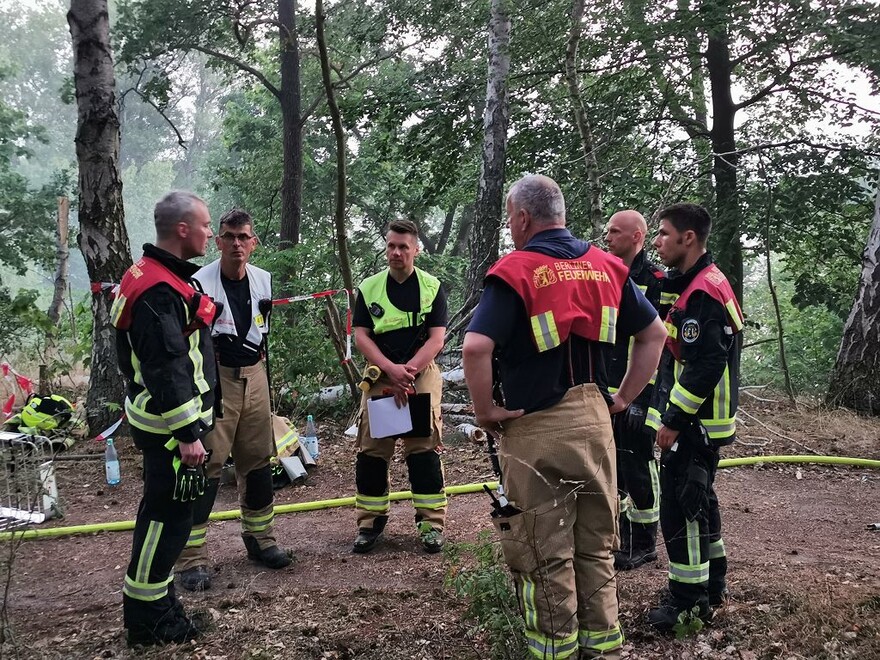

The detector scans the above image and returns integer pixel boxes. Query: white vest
[194,260,272,353]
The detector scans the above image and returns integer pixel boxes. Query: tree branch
[189,45,280,99]
[119,86,187,149]
[734,48,858,111]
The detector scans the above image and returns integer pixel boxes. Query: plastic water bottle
[105,438,121,486]
[302,415,319,460]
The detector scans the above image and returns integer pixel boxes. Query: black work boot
[243,536,294,569]
[709,588,729,609]
[353,515,387,554]
[615,521,657,571]
[125,597,200,647]
[177,565,212,592]
[647,596,712,632]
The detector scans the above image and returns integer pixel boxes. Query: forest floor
[2,396,879,660]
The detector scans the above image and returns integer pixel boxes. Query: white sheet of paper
[367,396,413,439]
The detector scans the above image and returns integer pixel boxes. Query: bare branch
[118,83,188,149]
[190,45,280,99]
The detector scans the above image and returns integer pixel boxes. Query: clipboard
[367,392,432,439]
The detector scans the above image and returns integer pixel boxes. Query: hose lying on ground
[2,454,878,541]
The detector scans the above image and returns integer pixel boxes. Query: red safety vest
[665,263,743,361]
[111,256,217,332]
[488,247,629,352]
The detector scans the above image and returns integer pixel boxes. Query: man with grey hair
[463,174,666,659]
[111,191,219,646]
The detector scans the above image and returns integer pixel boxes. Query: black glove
[172,450,211,502]
[678,461,710,522]
[624,403,646,433]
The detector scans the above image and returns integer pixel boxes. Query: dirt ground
[3,397,879,659]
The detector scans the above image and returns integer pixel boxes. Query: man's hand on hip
[475,404,525,435]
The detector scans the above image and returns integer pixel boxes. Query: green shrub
[444,530,526,659]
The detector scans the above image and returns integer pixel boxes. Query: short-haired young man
[351,219,449,554]
[647,202,744,631]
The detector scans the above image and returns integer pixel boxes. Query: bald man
[605,210,665,571]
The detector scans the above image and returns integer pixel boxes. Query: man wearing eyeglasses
[175,208,293,592]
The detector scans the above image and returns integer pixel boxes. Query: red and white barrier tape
[90,281,118,294]
[94,415,126,442]
[272,288,353,362]
[1,362,34,398]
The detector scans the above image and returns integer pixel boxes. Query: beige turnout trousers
[177,363,277,571]
[496,384,623,660]
[355,361,446,531]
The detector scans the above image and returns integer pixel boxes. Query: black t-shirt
[215,273,262,368]
[467,230,658,414]
[353,270,448,364]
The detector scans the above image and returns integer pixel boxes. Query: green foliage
[253,245,357,416]
[444,531,526,660]
[0,290,47,355]
[671,605,706,640]
[742,257,845,396]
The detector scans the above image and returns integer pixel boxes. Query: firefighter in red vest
[463,175,666,660]
[111,191,220,646]
[647,203,744,631]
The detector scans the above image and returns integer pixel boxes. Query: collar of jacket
[665,251,714,293]
[523,227,592,259]
[142,243,200,280]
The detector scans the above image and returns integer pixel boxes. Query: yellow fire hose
[0,482,498,541]
[2,454,879,542]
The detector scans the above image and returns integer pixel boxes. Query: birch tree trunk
[564,0,603,239]
[828,180,880,414]
[68,0,133,434]
[464,0,511,307]
[48,197,70,328]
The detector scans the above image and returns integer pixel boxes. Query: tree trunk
[564,0,603,238]
[315,0,352,292]
[316,0,358,400]
[451,203,475,257]
[436,204,457,254]
[465,0,511,307]
[680,0,713,205]
[703,0,743,303]
[68,0,133,435]
[278,0,302,248]
[828,180,880,414]
[763,188,796,405]
[48,197,70,328]
[322,298,360,402]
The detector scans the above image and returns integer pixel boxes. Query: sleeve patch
[681,318,700,343]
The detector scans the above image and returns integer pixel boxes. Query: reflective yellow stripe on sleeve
[669,382,705,415]
[162,397,202,431]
